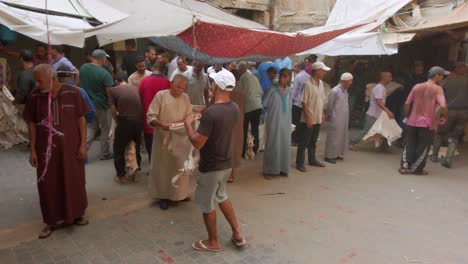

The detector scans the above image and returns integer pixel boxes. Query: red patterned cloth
[177,21,360,58]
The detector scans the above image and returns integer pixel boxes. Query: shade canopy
[298,0,415,56]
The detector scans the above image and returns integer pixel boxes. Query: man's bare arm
[377,99,394,119]
[184,115,208,150]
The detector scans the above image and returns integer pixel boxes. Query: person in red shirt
[139,61,171,160]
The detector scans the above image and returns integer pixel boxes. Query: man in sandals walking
[24,64,89,239]
[399,66,448,175]
[184,70,246,252]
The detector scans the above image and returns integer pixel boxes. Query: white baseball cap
[209,69,236,91]
[341,72,353,81]
[311,61,331,71]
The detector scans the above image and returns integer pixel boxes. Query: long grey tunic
[263,84,292,174]
[325,84,349,159]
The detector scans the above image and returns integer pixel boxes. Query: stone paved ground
[1,134,468,264]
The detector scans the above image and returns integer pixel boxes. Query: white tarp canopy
[0,1,93,47]
[0,0,128,47]
[87,0,268,47]
[0,0,268,47]
[299,0,415,56]
[1,0,128,23]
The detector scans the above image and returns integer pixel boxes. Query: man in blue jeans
[184,70,246,252]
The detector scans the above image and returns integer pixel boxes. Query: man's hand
[77,144,87,160]
[306,118,313,128]
[160,122,170,130]
[185,114,196,127]
[439,117,447,125]
[30,150,38,168]
[386,111,395,119]
[111,107,118,120]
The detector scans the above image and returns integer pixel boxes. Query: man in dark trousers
[109,72,143,184]
[399,66,448,175]
[184,70,246,252]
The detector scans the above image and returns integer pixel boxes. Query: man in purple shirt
[350,71,394,150]
[50,45,79,85]
[291,62,310,144]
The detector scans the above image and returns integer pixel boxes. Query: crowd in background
[1,39,467,247]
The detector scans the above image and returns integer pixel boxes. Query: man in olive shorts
[184,70,246,252]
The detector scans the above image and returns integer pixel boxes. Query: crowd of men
[2,40,467,253]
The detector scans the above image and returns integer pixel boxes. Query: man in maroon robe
[24,64,89,239]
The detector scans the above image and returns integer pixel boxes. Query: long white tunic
[325,84,349,159]
[147,90,195,201]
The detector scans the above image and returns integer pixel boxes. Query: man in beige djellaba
[147,74,196,210]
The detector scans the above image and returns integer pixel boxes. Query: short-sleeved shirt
[52,56,76,71]
[236,71,263,113]
[128,70,152,88]
[109,84,143,118]
[291,70,311,108]
[16,67,35,103]
[122,51,141,76]
[79,63,114,110]
[170,66,193,81]
[406,81,446,129]
[301,79,326,125]
[197,102,240,173]
[367,83,386,118]
[441,75,468,110]
[139,74,171,134]
[185,70,209,106]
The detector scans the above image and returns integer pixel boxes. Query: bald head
[177,57,188,72]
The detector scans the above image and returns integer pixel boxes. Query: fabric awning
[298,0,414,56]
[396,2,468,33]
[0,0,127,47]
[0,0,128,23]
[87,0,268,47]
[88,0,359,61]
[0,2,92,47]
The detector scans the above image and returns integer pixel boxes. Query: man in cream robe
[147,74,195,210]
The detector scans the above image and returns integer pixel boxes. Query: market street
[1,131,468,264]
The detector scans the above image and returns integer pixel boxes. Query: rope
[179,0,199,58]
[38,0,53,182]
[191,16,198,58]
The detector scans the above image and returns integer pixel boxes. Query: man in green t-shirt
[79,49,115,160]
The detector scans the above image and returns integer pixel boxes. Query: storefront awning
[396,2,468,33]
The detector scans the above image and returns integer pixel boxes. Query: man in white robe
[324,73,353,164]
[147,74,195,210]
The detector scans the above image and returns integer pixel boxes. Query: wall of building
[274,0,335,31]
[209,0,336,31]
